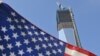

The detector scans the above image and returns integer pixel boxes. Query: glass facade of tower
[56,9,77,46]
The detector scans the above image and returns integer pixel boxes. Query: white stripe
[65,48,88,56]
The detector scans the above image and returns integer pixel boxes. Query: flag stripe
[64,53,71,56]
[65,48,88,56]
[65,44,96,56]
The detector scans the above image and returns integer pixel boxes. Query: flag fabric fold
[0,3,96,56]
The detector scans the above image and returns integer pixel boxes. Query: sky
[4,0,100,55]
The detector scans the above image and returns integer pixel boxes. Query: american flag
[0,3,96,56]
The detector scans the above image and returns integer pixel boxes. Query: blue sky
[4,0,100,55]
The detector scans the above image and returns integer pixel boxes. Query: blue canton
[0,3,66,56]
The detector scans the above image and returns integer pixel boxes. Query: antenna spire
[56,0,64,10]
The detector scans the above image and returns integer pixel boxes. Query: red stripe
[66,43,96,56]
[64,53,71,56]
